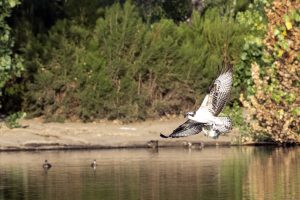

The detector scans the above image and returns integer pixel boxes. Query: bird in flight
[160,66,233,139]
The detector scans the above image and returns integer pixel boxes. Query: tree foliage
[235,0,268,96]
[0,0,23,110]
[20,1,246,122]
[2,0,299,144]
[240,0,300,143]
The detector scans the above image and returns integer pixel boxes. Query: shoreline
[0,118,294,151]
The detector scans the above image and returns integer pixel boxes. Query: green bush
[0,0,23,109]
[4,112,26,128]
[20,2,248,122]
[234,0,268,96]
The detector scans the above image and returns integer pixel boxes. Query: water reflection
[0,147,299,200]
[244,147,300,200]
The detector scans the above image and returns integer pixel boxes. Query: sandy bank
[0,118,240,151]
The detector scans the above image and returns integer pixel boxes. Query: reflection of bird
[91,159,97,168]
[160,66,233,139]
[43,160,52,169]
[147,140,158,149]
[184,141,204,150]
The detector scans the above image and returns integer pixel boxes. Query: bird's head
[184,111,195,118]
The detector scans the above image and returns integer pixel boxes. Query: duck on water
[91,159,97,168]
[43,160,52,169]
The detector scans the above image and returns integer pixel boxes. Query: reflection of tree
[244,148,300,200]
[81,149,228,200]
[0,168,30,199]
[0,148,299,199]
[219,147,253,200]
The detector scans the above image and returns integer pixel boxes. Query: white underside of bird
[187,95,219,123]
[188,111,230,139]
[160,66,233,139]
[202,116,232,138]
[187,94,230,138]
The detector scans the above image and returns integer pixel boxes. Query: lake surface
[0,147,299,200]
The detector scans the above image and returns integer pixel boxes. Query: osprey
[160,67,233,139]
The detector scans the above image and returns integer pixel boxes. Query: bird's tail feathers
[216,116,232,133]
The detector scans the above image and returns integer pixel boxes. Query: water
[0,147,299,200]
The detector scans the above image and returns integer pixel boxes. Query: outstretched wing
[207,69,233,116]
[160,120,203,138]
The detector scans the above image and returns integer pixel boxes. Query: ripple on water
[0,147,299,200]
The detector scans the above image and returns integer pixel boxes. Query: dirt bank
[0,117,240,151]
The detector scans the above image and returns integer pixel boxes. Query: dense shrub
[0,0,23,111]
[235,0,268,96]
[21,2,247,122]
[240,0,300,143]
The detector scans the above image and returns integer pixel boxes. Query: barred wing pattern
[214,117,232,133]
[160,120,203,138]
[208,69,233,116]
[202,117,232,139]
[160,66,233,139]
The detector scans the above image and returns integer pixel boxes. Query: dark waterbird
[91,159,97,169]
[42,160,52,169]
